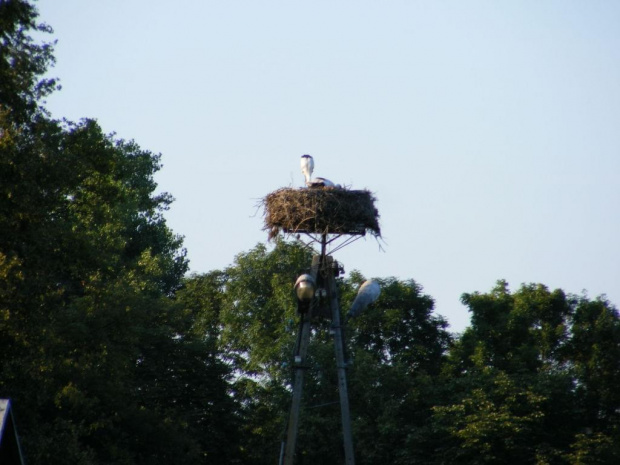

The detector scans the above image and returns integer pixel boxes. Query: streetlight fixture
[294,274,315,312]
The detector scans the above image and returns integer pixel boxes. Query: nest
[263,187,381,240]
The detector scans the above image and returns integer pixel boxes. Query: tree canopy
[1,2,234,463]
[1,2,619,464]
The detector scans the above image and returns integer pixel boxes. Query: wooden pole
[282,255,320,465]
[325,256,356,465]
[282,235,355,465]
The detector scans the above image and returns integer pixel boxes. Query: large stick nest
[263,187,381,240]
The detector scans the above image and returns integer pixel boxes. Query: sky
[36,0,620,332]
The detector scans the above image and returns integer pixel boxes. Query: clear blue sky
[36,0,620,332]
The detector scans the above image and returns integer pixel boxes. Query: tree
[343,274,452,465]
[564,295,620,463]
[183,241,453,464]
[218,240,313,378]
[216,240,312,464]
[0,114,221,463]
[452,280,570,375]
[434,281,620,464]
[0,0,57,124]
[1,2,238,462]
[433,372,549,464]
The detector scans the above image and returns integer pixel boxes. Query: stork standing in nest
[300,154,338,188]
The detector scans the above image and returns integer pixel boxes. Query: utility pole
[282,256,320,465]
[264,164,381,465]
[281,237,355,465]
[326,257,355,465]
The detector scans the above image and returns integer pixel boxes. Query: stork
[346,280,381,321]
[300,154,314,185]
[300,154,338,188]
[308,177,337,188]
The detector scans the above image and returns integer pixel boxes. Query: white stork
[308,177,337,188]
[300,154,314,185]
[300,154,338,188]
[346,280,381,321]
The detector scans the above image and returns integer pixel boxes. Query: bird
[346,280,381,321]
[308,177,337,188]
[300,154,339,188]
[300,154,314,185]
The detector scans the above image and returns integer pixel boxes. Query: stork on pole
[268,155,381,465]
[281,234,355,465]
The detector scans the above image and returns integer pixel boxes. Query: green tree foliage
[433,372,548,463]
[1,2,237,463]
[169,251,620,465]
[344,275,452,465]
[564,295,620,463]
[434,281,620,464]
[0,0,58,124]
[4,3,619,464]
[218,241,313,378]
[183,241,453,464]
[205,240,312,464]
